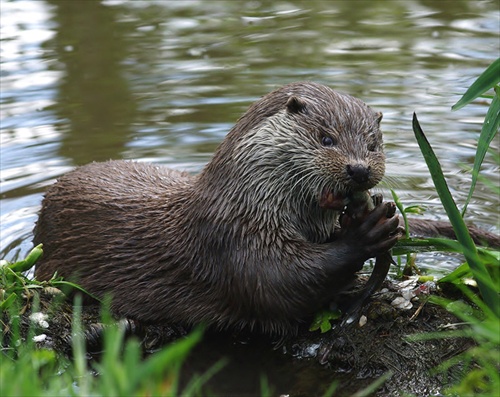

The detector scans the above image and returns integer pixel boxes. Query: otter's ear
[286,96,307,114]
[375,111,383,125]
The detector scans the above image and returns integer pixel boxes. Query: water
[1,0,499,267]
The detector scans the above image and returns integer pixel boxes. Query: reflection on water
[1,1,498,262]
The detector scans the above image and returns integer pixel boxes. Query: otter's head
[278,82,385,210]
[200,82,385,240]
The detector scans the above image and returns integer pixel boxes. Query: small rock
[391,296,413,310]
[33,334,47,343]
[29,312,49,328]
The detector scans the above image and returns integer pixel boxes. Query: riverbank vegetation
[407,58,499,396]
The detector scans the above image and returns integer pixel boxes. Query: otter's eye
[321,136,335,147]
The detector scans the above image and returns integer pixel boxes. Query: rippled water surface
[1,0,499,270]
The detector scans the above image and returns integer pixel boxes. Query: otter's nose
[346,164,371,184]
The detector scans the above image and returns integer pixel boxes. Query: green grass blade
[452,58,500,111]
[461,86,500,215]
[439,248,499,285]
[71,295,91,396]
[352,371,393,397]
[390,189,410,238]
[142,329,202,376]
[412,113,499,318]
[394,237,463,255]
[438,262,471,283]
[183,358,226,396]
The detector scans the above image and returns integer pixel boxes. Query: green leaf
[390,189,409,238]
[439,262,471,283]
[0,292,18,311]
[7,244,43,273]
[309,309,341,333]
[461,86,500,215]
[452,58,500,111]
[412,113,499,318]
[403,205,426,215]
[418,275,435,283]
[394,237,463,255]
[352,371,393,397]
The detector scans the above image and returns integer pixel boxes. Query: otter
[34,82,497,334]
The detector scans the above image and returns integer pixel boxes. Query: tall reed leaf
[463,87,499,215]
[412,113,499,318]
[462,87,500,215]
[453,58,500,215]
[452,58,500,111]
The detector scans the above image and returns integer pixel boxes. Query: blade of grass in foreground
[412,113,499,318]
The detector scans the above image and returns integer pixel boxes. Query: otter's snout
[346,164,371,184]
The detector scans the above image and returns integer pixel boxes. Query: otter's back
[33,160,193,282]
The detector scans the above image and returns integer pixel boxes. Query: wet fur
[34,82,402,333]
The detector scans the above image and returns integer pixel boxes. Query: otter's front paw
[340,201,402,259]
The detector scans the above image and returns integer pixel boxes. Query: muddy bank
[3,278,472,397]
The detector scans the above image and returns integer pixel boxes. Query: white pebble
[401,288,415,301]
[391,296,413,310]
[397,277,418,289]
[32,334,47,343]
[29,312,49,328]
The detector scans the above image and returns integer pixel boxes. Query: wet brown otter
[34,82,403,333]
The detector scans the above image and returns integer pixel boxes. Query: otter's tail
[405,218,500,249]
